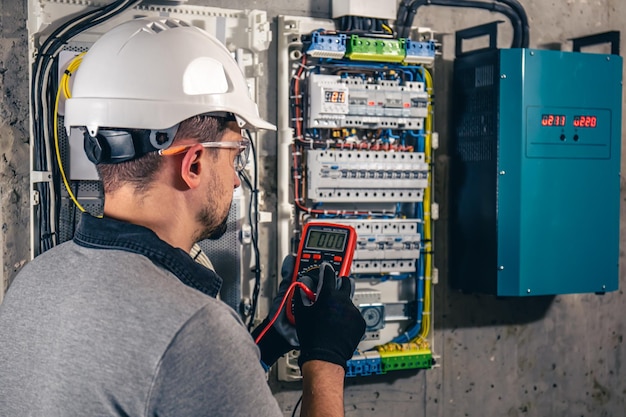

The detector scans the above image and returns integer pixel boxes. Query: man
[0,17,365,416]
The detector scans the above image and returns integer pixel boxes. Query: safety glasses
[159,139,251,172]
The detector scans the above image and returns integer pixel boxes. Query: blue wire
[391,201,425,344]
[313,59,424,86]
[386,129,400,139]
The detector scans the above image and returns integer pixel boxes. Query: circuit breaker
[450,23,622,296]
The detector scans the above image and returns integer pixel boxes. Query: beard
[206,214,228,240]
[194,200,231,242]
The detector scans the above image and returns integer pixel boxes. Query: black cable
[396,0,413,33]
[291,394,303,417]
[243,131,262,330]
[400,0,523,48]
[32,2,114,252]
[31,0,143,254]
[495,0,529,47]
[436,0,522,48]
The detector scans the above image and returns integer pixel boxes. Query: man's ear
[179,144,205,189]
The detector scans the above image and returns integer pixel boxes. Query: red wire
[254,281,315,344]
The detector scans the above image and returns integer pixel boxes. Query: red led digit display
[573,115,597,128]
[541,114,566,126]
[324,90,346,103]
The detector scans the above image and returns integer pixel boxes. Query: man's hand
[294,263,366,370]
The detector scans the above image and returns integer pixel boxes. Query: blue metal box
[450,45,622,296]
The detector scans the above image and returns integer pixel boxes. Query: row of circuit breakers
[277,21,438,381]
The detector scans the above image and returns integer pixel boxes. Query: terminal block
[404,39,436,65]
[346,347,433,377]
[378,347,433,371]
[346,35,405,63]
[346,351,384,377]
[306,32,347,59]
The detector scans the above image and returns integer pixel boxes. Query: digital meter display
[541,114,566,126]
[573,115,597,128]
[539,113,599,128]
[324,90,346,103]
[305,230,347,252]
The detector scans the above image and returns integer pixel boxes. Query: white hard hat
[65,17,275,138]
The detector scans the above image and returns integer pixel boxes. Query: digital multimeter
[286,222,357,325]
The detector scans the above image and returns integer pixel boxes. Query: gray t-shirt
[0,241,283,416]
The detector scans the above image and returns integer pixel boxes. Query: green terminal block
[379,348,433,371]
[346,35,406,63]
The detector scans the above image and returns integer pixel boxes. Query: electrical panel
[277,16,438,380]
[450,24,622,296]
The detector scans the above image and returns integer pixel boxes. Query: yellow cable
[381,23,393,34]
[416,67,433,342]
[55,53,86,213]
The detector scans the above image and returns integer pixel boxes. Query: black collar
[73,214,222,298]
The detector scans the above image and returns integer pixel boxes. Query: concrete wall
[0,0,30,303]
[1,0,625,416]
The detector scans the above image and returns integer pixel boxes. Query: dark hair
[97,115,230,194]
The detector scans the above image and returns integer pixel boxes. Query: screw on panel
[499,170,506,175]
[500,74,507,79]
[527,289,531,294]
[602,285,606,290]
[530,51,534,56]
[498,265,504,270]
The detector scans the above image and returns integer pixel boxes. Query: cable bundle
[396,0,529,48]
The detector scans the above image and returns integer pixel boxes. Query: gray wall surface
[1,0,625,416]
[0,0,29,302]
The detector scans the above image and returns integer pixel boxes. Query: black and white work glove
[251,255,299,368]
[294,262,366,370]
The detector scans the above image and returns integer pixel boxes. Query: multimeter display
[305,230,347,252]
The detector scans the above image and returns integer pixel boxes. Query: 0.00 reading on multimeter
[305,230,346,251]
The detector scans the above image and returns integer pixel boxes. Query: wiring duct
[31,0,142,255]
[396,0,529,48]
